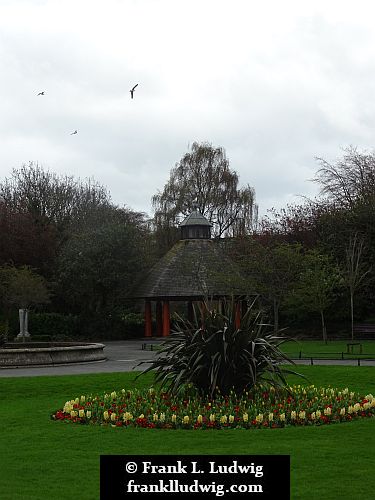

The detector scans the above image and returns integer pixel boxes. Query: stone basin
[0,342,106,367]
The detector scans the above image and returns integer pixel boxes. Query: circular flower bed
[51,385,375,429]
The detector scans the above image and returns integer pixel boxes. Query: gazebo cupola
[180,210,212,240]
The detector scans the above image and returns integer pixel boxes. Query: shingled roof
[133,238,247,299]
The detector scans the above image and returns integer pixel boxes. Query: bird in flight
[70,130,78,135]
[37,91,45,96]
[130,84,138,99]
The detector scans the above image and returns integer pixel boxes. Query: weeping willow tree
[152,142,258,243]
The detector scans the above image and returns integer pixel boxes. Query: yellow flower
[340,408,346,416]
[86,411,92,419]
[255,414,263,423]
[243,413,249,422]
[209,414,216,423]
[299,411,306,420]
[171,414,177,423]
[324,407,331,416]
[103,411,109,420]
[123,412,133,421]
[310,412,316,420]
[291,411,296,420]
[79,409,85,418]
[183,415,190,424]
[197,415,203,424]
[111,391,117,399]
[316,410,321,418]
[74,398,79,405]
[279,413,286,422]
[70,410,77,418]
[220,415,228,424]
[268,413,273,422]
[153,413,158,421]
[138,414,145,419]
[229,415,235,423]
[80,395,86,403]
[111,413,117,421]
[160,413,165,422]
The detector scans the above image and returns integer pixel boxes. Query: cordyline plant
[138,299,301,398]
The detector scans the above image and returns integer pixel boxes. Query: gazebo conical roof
[133,209,248,337]
[134,238,246,299]
[134,211,247,300]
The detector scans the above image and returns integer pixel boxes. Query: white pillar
[16,309,30,341]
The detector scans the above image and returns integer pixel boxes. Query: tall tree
[152,142,258,240]
[230,239,303,332]
[0,162,111,233]
[343,233,372,340]
[55,215,154,315]
[314,146,375,209]
[286,250,341,342]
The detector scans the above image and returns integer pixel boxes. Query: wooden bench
[353,324,375,339]
[346,342,362,354]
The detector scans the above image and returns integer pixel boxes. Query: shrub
[28,312,80,340]
[139,299,300,397]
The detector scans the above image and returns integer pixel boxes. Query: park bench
[353,324,375,339]
[346,342,362,354]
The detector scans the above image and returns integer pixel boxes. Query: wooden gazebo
[133,210,248,337]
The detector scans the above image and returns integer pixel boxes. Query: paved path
[0,339,374,377]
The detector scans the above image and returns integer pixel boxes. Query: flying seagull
[37,91,45,96]
[70,130,78,135]
[130,84,138,99]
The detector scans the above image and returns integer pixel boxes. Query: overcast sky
[1,0,375,219]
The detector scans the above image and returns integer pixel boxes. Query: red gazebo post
[156,301,163,337]
[162,300,170,336]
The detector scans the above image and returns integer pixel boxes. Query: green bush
[75,311,146,340]
[29,312,80,340]
[139,299,300,397]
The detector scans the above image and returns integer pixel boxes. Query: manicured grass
[0,367,374,500]
[282,339,375,359]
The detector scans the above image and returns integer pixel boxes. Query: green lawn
[0,367,374,500]
[282,339,375,359]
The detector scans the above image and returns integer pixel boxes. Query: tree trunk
[350,291,354,341]
[320,310,327,344]
[273,298,279,332]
